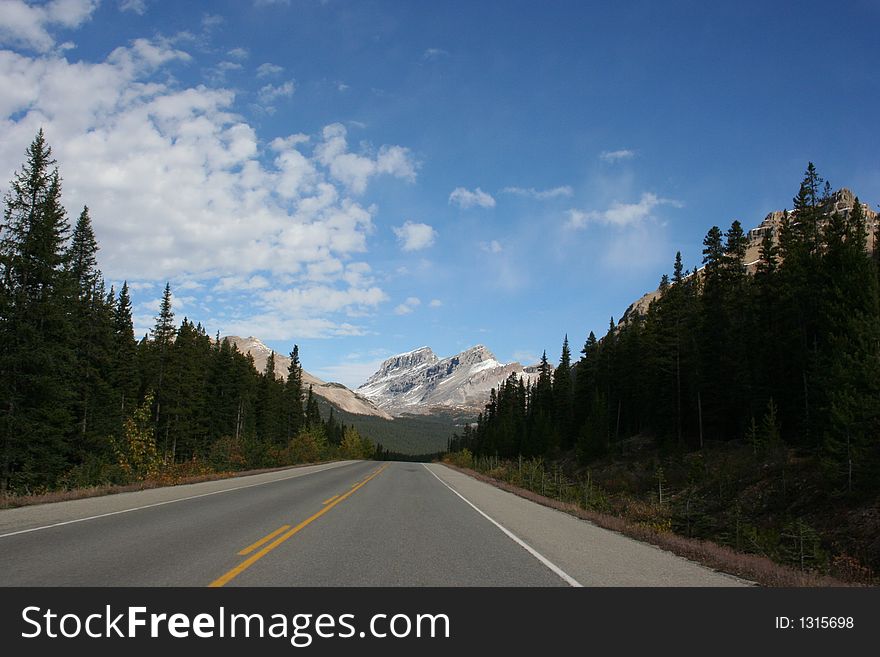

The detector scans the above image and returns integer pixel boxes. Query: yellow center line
[322,495,339,505]
[209,464,388,588]
[237,525,291,556]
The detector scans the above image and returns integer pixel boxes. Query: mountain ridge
[357,344,546,415]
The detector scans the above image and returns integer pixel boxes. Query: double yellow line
[209,464,386,587]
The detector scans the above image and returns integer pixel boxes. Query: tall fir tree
[0,130,74,491]
[284,345,304,441]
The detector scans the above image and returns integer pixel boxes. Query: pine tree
[150,282,176,452]
[284,345,304,440]
[673,251,684,284]
[702,226,725,276]
[305,385,322,429]
[723,220,748,278]
[256,352,285,446]
[111,282,139,422]
[65,206,115,461]
[553,335,574,449]
[0,130,74,491]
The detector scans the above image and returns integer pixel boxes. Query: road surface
[0,460,747,586]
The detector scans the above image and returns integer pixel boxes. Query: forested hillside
[0,132,373,496]
[449,165,880,576]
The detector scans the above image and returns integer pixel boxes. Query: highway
[0,460,747,586]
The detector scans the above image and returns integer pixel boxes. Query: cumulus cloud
[256,62,283,77]
[429,299,442,308]
[599,149,635,162]
[566,193,681,229]
[501,185,572,200]
[0,0,99,52]
[226,47,249,60]
[315,123,417,195]
[0,36,417,338]
[394,297,421,315]
[258,80,294,103]
[480,240,502,253]
[449,186,495,209]
[393,221,436,252]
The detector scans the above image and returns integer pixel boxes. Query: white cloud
[0,0,99,52]
[214,275,270,292]
[258,80,294,104]
[207,60,242,82]
[599,149,635,162]
[501,185,572,200]
[393,221,436,252]
[315,123,417,194]
[221,315,365,340]
[394,296,421,315]
[256,62,283,77]
[480,240,502,253]
[336,81,349,92]
[429,299,442,308]
[119,0,147,14]
[449,186,495,209]
[566,193,681,229]
[0,37,418,340]
[423,48,449,61]
[260,285,388,315]
[227,47,249,60]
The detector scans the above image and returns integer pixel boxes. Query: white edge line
[423,463,583,588]
[0,461,356,539]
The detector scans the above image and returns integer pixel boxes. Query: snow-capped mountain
[357,344,546,415]
[224,336,393,420]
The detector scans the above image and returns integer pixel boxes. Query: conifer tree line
[0,132,373,494]
[451,164,880,494]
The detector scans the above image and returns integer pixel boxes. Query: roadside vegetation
[447,164,879,583]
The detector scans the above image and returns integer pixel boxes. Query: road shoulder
[425,463,751,587]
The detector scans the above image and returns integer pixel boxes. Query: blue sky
[1,0,878,388]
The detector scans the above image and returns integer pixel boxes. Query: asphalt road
[0,460,747,587]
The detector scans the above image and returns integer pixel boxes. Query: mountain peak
[456,344,495,361]
[357,343,537,414]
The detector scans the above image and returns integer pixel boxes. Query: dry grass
[0,461,334,510]
[442,462,853,587]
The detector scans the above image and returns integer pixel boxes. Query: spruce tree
[0,130,74,491]
[150,282,176,451]
[65,206,115,461]
[553,336,573,449]
[111,282,139,422]
[284,345,304,441]
[673,251,684,284]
